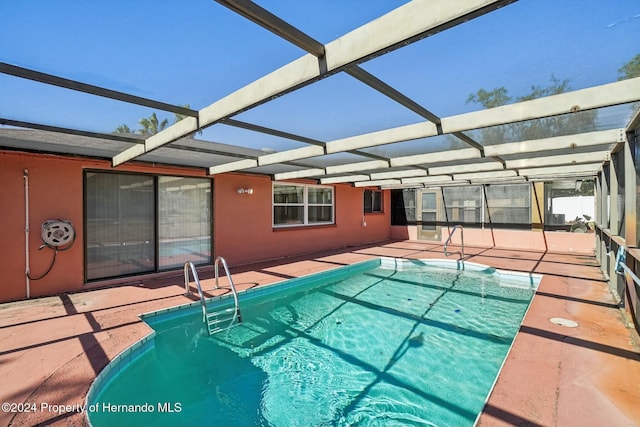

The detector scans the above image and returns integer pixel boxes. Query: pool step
[206,307,242,335]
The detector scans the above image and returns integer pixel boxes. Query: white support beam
[146,117,199,151]
[402,175,453,184]
[391,147,481,167]
[505,150,610,169]
[470,176,526,184]
[442,78,640,134]
[370,169,427,180]
[325,160,389,174]
[325,122,437,153]
[428,161,503,175]
[320,174,370,184]
[354,179,401,187]
[112,0,511,167]
[518,163,603,177]
[484,128,624,157]
[208,159,259,175]
[453,170,517,180]
[258,145,325,166]
[113,144,145,166]
[273,168,326,180]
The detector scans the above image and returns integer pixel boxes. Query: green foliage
[466,87,511,108]
[138,112,169,135]
[466,76,597,144]
[113,124,133,134]
[113,104,193,136]
[618,53,640,80]
[515,75,569,102]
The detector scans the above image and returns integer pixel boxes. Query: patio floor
[1,240,639,426]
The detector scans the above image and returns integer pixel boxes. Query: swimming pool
[87,258,540,427]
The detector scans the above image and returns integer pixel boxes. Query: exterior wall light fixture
[237,187,253,195]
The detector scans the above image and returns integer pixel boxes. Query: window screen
[485,183,531,226]
[85,172,155,280]
[85,172,212,281]
[444,186,483,224]
[158,177,211,269]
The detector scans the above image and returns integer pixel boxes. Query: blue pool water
[88,258,540,427]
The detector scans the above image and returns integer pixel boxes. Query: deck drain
[550,317,579,328]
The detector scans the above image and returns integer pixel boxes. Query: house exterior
[0,131,594,303]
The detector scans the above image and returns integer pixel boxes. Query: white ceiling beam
[470,176,527,184]
[208,159,259,174]
[428,161,504,175]
[453,170,518,180]
[441,78,640,134]
[518,163,603,177]
[325,122,437,153]
[320,174,370,184]
[391,147,481,167]
[483,128,624,157]
[354,179,401,187]
[273,168,326,180]
[325,160,389,174]
[370,169,427,180]
[527,173,598,181]
[112,0,512,167]
[258,145,325,166]
[402,175,453,184]
[506,150,610,169]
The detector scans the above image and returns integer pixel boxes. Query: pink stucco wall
[0,150,391,302]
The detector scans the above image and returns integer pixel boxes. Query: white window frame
[273,182,334,227]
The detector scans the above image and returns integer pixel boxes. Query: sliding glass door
[85,172,212,281]
[158,177,211,269]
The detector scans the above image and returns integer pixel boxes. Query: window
[85,172,211,281]
[158,177,211,269]
[273,183,334,227]
[444,186,484,224]
[421,192,437,231]
[485,183,531,227]
[364,189,382,213]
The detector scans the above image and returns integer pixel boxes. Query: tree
[466,87,511,108]
[465,76,597,144]
[618,53,640,80]
[138,112,169,135]
[113,124,133,134]
[113,104,195,136]
[173,104,191,123]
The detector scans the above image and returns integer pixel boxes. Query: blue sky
[1,0,638,150]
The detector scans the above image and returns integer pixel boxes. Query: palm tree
[113,124,133,134]
[138,113,169,135]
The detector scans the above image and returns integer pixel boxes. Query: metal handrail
[184,257,242,334]
[214,256,242,327]
[444,224,465,260]
[184,261,207,322]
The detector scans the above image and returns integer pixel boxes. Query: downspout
[24,169,30,299]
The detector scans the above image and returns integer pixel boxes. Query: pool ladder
[184,256,242,335]
[444,224,465,260]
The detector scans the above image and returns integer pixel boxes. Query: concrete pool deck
[1,240,639,426]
